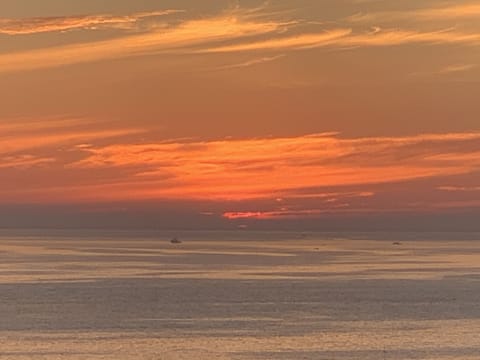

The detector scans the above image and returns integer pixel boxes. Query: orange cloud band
[1,9,480,74]
[0,10,181,35]
[1,127,479,222]
[61,132,480,202]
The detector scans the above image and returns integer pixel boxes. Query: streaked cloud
[439,63,477,74]
[341,28,480,47]
[0,118,143,155]
[438,186,480,192]
[223,191,375,219]
[411,63,478,78]
[213,54,286,71]
[1,126,480,221]
[223,209,327,220]
[205,28,480,54]
[0,12,288,73]
[0,10,180,35]
[0,154,54,169]
[1,3,480,74]
[421,3,480,20]
[203,29,352,53]
[348,2,480,23]
[64,132,480,203]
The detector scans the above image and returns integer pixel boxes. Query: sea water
[1,230,479,359]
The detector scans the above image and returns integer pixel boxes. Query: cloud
[420,3,480,20]
[0,118,143,156]
[212,54,286,71]
[204,27,480,54]
[438,186,480,192]
[348,2,480,23]
[223,191,375,219]
[64,132,480,203]
[0,13,289,73]
[439,64,476,74]
[202,29,353,52]
[0,117,88,135]
[1,3,480,74]
[0,154,54,169]
[223,209,328,220]
[2,127,480,220]
[0,10,180,35]
[341,28,480,47]
[411,63,477,78]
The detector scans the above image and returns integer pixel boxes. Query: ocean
[1,230,479,359]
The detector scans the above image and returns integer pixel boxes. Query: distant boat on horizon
[170,237,182,244]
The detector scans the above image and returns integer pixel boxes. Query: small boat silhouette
[170,237,182,244]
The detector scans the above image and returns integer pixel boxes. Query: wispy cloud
[213,54,285,71]
[0,12,289,73]
[223,191,375,219]
[1,3,480,74]
[223,209,327,220]
[439,63,476,74]
[0,10,180,35]
[420,3,480,20]
[2,126,480,218]
[0,154,54,169]
[438,186,480,192]
[204,27,480,54]
[410,63,477,78]
[65,132,480,202]
[203,29,352,52]
[0,118,143,155]
[348,2,480,23]
[352,28,480,46]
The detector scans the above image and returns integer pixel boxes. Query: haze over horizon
[1,0,480,230]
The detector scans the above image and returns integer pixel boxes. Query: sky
[1,0,480,230]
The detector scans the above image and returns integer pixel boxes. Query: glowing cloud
[203,29,352,52]
[0,10,180,35]
[438,186,480,192]
[1,126,480,222]
[348,2,480,23]
[0,154,54,169]
[213,54,286,71]
[0,13,289,73]
[60,132,480,202]
[0,118,143,156]
[1,6,480,74]
[439,64,477,74]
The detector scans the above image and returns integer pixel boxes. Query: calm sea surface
[1,230,480,359]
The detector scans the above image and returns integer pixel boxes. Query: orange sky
[0,0,479,229]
